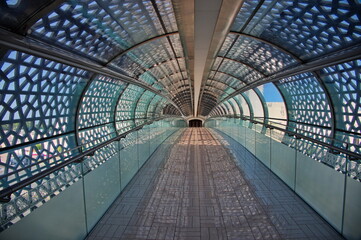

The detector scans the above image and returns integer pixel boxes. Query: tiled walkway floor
[86,128,343,240]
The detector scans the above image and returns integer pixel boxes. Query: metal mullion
[313,71,337,146]
[0,29,182,111]
[0,116,171,201]
[150,0,191,112]
[144,94,159,120]
[253,88,268,124]
[113,83,130,135]
[213,70,247,85]
[229,32,302,62]
[133,89,147,121]
[0,130,76,154]
[105,32,178,65]
[240,92,254,121]
[221,56,267,77]
[221,42,361,103]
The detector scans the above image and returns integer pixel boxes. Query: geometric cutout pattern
[276,72,332,142]
[220,34,297,75]
[232,0,361,61]
[29,0,191,115]
[30,0,174,62]
[79,75,127,129]
[319,59,361,154]
[0,50,90,191]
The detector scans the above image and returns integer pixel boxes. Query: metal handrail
[0,118,166,181]
[210,116,361,161]
[222,115,359,145]
[0,117,177,202]
[219,115,359,146]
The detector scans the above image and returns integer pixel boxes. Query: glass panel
[236,94,250,117]
[240,123,246,146]
[30,0,171,61]
[0,50,89,146]
[270,139,296,189]
[225,34,297,75]
[320,59,361,154]
[217,58,263,84]
[276,72,332,143]
[255,131,271,168]
[343,176,361,240]
[257,83,287,125]
[79,123,116,151]
[0,50,89,189]
[295,152,344,232]
[212,71,244,90]
[78,75,126,129]
[83,153,121,231]
[237,0,361,60]
[137,127,151,167]
[120,132,139,190]
[244,89,264,118]
[0,180,87,240]
[245,126,255,155]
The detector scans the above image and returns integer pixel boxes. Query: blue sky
[261,83,283,102]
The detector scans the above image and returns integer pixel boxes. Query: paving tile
[86,129,344,240]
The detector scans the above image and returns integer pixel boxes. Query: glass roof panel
[135,90,156,119]
[256,83,287,123]
[154,0,178,32]
[211,71,245,89]
[78,75,127,129]
[216,58,263,83]
[234,94,250,117]
[109,55,144,78]
[226,35,297,75]
[122,38,174,69]
[0,50,90,147]
[116,84,145,122]
[231,0,263,32]
[319,59,361,154]
[29,0,172,62]
[244,89,264,118]
[276,72,332,141]
[234,0,361,60]
[218,35,237,57]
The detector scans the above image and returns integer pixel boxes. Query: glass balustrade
[206,117,361,240]
[0,119,185,240]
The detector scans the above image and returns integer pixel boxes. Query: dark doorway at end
[189,119,203,127]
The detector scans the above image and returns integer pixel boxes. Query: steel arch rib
[105,32,179,66]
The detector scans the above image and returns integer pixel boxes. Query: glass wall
[0,119,185,239]
[206,117,361,240]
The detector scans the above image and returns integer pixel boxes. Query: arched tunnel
[189,119,203,127]
[0,0,360,239]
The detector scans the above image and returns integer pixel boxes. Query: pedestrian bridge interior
[0,0,360,239]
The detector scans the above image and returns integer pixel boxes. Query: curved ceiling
[0,0,360,168]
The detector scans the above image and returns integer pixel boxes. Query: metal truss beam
[218,42,361,104]
[212,70,247,85]
[172,0,195,116]
[106,32,179,65]
[0,29,185,116]
[197,0,244,116]
[219,56,267,76]
[229,32,302,62]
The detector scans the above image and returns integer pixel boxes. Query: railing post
[341,152,349,235]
